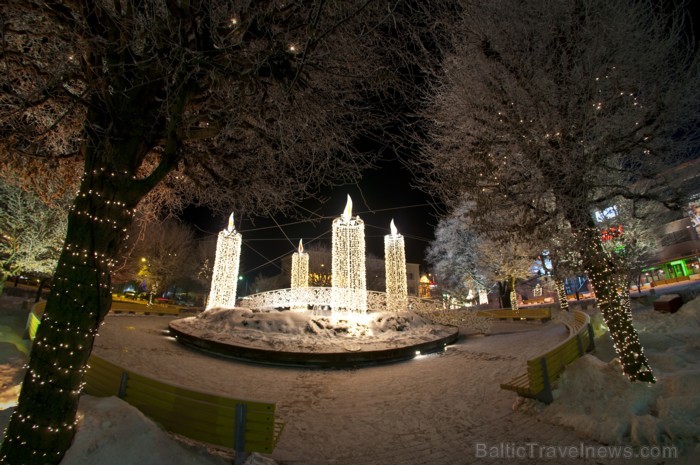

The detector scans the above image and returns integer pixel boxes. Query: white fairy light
[331,195,367,313]
[291,239,309,311]
[384,219,407,312]
[206,212,242,310]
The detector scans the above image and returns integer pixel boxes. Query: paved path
[93,314,637,465]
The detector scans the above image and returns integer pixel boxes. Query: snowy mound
[61,396,277,465]
[170,308,454,353]
[533,297,700,453]
[62,396,230,465]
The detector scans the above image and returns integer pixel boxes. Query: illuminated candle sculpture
[291,239,309,311]
[331,195,367,313]
[478,288,489,305]
[206,213,242,310]
[384,219,407,312]
[533,283,543,297]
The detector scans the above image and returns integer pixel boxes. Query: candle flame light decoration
[331,195,367,313]
[384,219,407,312]
[206,212,242,310]
[478,288,489,305]
[291,239,309,311]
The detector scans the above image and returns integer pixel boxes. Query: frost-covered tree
[474,237,537,311]
[0,1,416,462]
[597,200,661,293]
[417,0,700,383]
[0,181,68,295]
[305,243,333,287]
[129,218,197,296]
[427,203,538,308]
[426,207,479,294]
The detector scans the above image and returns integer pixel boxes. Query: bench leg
[234,404,249,465]
[587,322,596,351]
[538,358,554,404]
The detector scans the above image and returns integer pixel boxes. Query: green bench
[27,302,283,463]
[110,297,199,316]
[500,310,595,403]
[476,307,552,322]
[84,355,283,463]
[650,275,690,287]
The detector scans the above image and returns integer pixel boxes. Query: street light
[238,275,248,297]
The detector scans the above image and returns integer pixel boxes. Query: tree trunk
[0,163,138,464]
[577,226,655,383]
[498,280,511,309]
[34,278,47,303]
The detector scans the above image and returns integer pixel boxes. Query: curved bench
[26,302,283,461]
[110,296,201,316]
[500,310,595,404]
[476,307,552,322]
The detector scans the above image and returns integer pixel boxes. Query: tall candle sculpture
[291,239,309,311]
[384,219,407,312]
[206,213,242,310]
[478,288,489,305]
[331,195,367,313]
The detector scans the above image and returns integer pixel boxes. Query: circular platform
[168,308,460,368]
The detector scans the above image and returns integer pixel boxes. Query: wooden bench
[500,310,595,404]
[522,297,546,305]
[476,307,552,322]
[27,302,283,463]
[84,355,284,462]
[110,298,198,316]
[650,275,690,287]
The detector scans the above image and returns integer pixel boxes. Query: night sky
[184,1,700,281]
[185,156,443,279]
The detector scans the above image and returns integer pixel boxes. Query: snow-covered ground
[171,308,455,352]
[2,294,700,464]
[519,298,700,457]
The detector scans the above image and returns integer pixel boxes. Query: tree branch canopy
[0,0,403,217]
[0,2,418,464]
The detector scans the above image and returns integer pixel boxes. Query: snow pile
[534,297,700,453]
[0,343,25,410]
[0,297,29,410]
[171,308,453,352]
[61,395,276,465]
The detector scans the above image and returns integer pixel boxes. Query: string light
[331,195,367,313]
[555,279,569,311]
[579,227,655,383]
[206,213,242,310]
[384,219,407,312]
[0,165,153,463]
